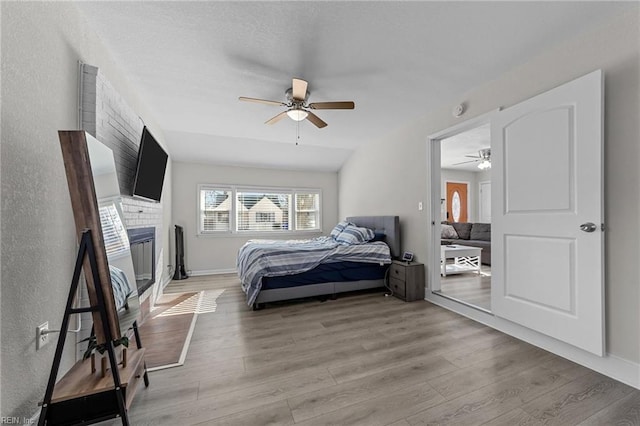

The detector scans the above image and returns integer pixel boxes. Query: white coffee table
[441,244,482,276]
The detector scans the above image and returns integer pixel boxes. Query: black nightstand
[389,260,425,302]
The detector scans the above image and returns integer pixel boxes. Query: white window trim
[197,184,322,237]
[197,184,234,235]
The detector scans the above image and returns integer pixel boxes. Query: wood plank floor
[111,274,639,425]
[138,292,199,369]
[439,265,491,311]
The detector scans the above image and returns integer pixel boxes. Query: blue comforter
[237,236,392,306]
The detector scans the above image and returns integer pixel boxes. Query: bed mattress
[262,261,389,290]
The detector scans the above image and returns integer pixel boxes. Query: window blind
[99,203,130,258]
[236,191,291,231]
[295,192,320,231]
[200,188,232,232]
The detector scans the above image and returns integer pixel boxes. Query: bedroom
[1,1,639,424]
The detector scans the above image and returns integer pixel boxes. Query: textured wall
[339,9,640,365]
[0,2,170,417]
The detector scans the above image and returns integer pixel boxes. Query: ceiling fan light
[478,160,491,170]
[287,109,308,121]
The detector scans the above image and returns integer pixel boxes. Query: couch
[441,222,491,265]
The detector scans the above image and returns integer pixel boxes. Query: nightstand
[389,260,425,302]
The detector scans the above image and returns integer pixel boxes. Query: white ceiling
[75,2,630,172]
[441,123,491,172]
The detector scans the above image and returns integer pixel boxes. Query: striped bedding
[109,265,133,311]
[237,236,392,306]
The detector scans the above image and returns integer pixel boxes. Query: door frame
[427,110,498,293]
[424,111,633,387]
[444,180,471,223]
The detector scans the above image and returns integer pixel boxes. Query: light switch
[418,202,423,211]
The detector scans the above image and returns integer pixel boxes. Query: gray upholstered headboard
[346,216,401,259]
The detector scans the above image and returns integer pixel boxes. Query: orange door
[446,182,468,223]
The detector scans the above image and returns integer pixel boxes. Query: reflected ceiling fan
[453,148,491,169]
[239,78,355,128]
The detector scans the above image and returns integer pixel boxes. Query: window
[199,188,232,233]
[295,192,320,231]
[197,185,321,235]
[256,212,276,223]
[237,190,290,231]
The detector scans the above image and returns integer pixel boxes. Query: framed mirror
[59,131,140,343]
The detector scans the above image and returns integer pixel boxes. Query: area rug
[138,291,203,371]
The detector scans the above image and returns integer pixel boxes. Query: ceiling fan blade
[464,154,481,159]
[306,111,327,128]
[308,101,355,110]
[264,111,288,125]
[292,78,308,101]
[239,97,286,107]
[452,159,480,166]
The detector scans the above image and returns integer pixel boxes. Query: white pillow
[441,224,459,239]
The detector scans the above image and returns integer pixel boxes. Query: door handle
[580,222,597,233]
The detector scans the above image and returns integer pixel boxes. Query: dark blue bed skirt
[262,261,389,290]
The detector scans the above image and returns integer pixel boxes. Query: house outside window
[199,188,232,233]
[197,185,321,235]
[256,212,276,223]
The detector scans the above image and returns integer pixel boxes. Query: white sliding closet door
[491,70,604,355]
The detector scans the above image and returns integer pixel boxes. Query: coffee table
[441,244,482,276]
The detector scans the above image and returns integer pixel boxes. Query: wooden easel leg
[38,232,91,426]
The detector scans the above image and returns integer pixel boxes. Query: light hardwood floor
[116,274,639,425]
[439,265,491,311]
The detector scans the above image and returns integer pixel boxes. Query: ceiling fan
[453,148,491,169]
[239,78,355,128]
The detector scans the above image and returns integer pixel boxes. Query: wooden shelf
[44,345,146,425]
[52,345,144,405]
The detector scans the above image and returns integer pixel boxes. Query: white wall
[0,2,170,417]
[172,162,338,273]
[339,9,639,366]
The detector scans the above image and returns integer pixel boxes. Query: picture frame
[402,251,414,262]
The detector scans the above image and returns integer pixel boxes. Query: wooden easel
[38,230,148,425]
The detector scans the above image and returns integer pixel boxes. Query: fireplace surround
[127,227,156,295]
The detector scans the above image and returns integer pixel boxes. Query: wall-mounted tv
[132,126,168,202]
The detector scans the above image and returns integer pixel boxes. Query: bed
[238,216,400,309]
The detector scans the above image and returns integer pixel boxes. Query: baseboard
[425,291,640,389]
[189,268,237,276]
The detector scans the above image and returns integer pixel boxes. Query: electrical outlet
[36,321,49,350]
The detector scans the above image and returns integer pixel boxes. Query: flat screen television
[132,126,168,202]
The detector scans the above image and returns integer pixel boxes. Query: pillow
[441,224,459,239]
[470,223,491,241]
[451,222,473,240]
[330,221,350,239]
[371,232,386,242]
[335,224,375,245]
